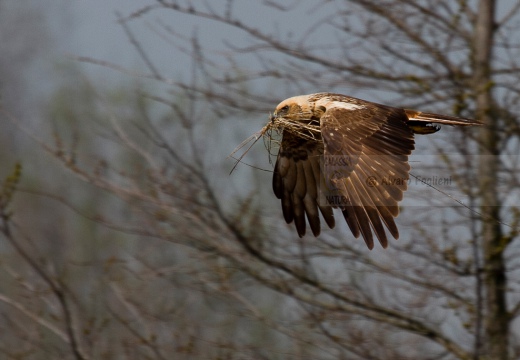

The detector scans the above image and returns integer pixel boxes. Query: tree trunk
[474,0,508,358]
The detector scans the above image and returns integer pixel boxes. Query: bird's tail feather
[405,110,482,126]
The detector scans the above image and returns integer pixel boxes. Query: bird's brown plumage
[271,93,481,249]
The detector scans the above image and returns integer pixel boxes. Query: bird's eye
[280,105,289,112]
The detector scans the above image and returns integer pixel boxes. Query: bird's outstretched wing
[272,131,335,238]
[320,101,415,249]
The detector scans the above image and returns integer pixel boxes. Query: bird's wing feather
[320,102,415,249]
[273,132,335,237]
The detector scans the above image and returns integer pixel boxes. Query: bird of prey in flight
[267,93,481,249]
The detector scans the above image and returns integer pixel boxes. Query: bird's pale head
[272,95,316,122]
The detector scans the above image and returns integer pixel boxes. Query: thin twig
[0,217,87,360]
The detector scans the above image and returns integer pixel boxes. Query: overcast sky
[40,1,275,79]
